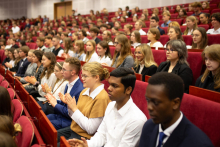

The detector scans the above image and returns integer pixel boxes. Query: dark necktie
[157,132,167,147]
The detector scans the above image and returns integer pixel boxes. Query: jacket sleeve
[178,67,193,93]
[122,56,134,68]
[148,65,157,76]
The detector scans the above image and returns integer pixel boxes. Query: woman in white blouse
[131,31,141,48]
[61,37,75,58]
[183,16,198,35]
[97,41,112,66]
[73,40,86,61]
[28,52,57,100]
[5,48,15,70]
[147,28,164,50]
[38,61,68,115]
[102,30,114,45]
[83,40,99,62]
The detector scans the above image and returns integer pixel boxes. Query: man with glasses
[207,13,220,34]
[46,57,84,130]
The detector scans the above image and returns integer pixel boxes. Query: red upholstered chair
[170,19,183,25]
[201,9,210,13]
[12,99,23,122]
[142,28,149,34]
[186,12,193,16]
[181,93,220,147]
[183,35,193,45]
[187,52,203,84]
[97,35,102,41]
[141,35,149,43]
[7,88,15,100]
[145,75,151,82]
[109,46,116,57]
[161,27,168,34]
[0,80,9,88]
[0,74,4,84]
[198,24,210,31]
[171,14,178,19]
[207,34,220,45]
[158,35,169,45]
[32,37,37,42]
[145,21,150,27]
[101,80,110,92]
[31,145,41,147]
[152,50,167,65]
[211,9,220,14]
[210,4,218,9]
[16,116,34,147]
[131,80,149,118]
[28,43,38,49]
[0,65,5,76]
[180,26,187,33]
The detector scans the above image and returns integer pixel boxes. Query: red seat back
[181,93,220,147]
[207,34,220,45]
[198,24,210,31]
[152,50,167,65]
[158,35,169,45]
[141,35,149,43]
[0,80,9,88]
[211,9,220,14]
[16,116,34,147]
[12,99,23,122]
[7,88,15,100]
[131,80,149,118]
[183,35,193,45]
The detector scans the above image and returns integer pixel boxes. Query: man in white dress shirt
[68,67,147,147]
[135,20,147,35]
[12,22,20,34]
[207,13,220,34]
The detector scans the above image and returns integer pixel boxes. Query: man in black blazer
[139,72,214,147]
[150,16,165,35]
[15,46,30,77]
[90,27,101,44]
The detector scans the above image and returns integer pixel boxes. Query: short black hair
[148,72,184,101]
[48,31,54,37]
[110,67,136,94]
[82,25,89,29]
[19,40,26,46]
[151,16,159,22]
[211,12,220,22]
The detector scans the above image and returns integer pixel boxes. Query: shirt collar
[68,77,79,87]
[82,84,104,99]
[159,111,183,137]
[113,97,133,117]
[164,20,171,25]
[22,57,27,61]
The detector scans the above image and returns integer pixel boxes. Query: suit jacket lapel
[171,62,181,74]
[64,84,68,94]
[69,79,80,97]
[148,125,159,147]
[141,66,148,75]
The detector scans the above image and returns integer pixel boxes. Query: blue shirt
[161,20,171,27]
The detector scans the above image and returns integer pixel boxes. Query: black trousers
[57,126,82,147]
[38,101,54,115]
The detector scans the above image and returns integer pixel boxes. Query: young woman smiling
[83,40,99,62]
[96,41,112,66]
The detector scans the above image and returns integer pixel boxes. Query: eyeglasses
[81,74,91,79]
[164,48,174,53]
[61,68,72,72]
[134,51,142,54]
[191,34,200,38]
[113,42,119,45]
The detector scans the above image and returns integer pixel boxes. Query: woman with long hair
[131,31,141,48]
[97,41,112,66]
[112,34,134,68]
[184,16,198,35]
[10,49,21,72]
[188,27,208,49]
[133,44,157,81]
[73,40,86,61]
[124,24,133,36]
[83,40,99,62]
[102,30,113,45]
[0,86,13,118]
[147,28,163,49]
[62,37,75,58]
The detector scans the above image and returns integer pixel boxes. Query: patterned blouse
[20,63,37,84]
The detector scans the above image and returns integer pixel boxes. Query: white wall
[0,0,203,20]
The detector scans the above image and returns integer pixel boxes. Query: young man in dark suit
[15,46,31,77]
[90,27,101,44]
[139,72,214,147]
[150,16,165,35]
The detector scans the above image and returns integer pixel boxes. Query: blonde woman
[131,31,141,48]
[112,34,134,68]
[184,16,198,35]
[133,44,157,81]
[83,40,99,62]
[102,30,113,45]
[73,40,86,61]
[147,28,163,49]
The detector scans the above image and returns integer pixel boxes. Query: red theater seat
[158,35,169,45]
[198,24,210,31]
[12,99,23,122]
[183,35,193,45]
[26,43,38,49]
[141,35,149,43]
[207,34,220,45]
[181,93,220,147]
[211,9,220,14]
[151,50,167,65]
[180,26,187,33]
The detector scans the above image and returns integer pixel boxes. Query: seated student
[102,30,113,45]
[60,32,68,44]
[111,27,119,36]
[184,16,198,35]
[115,11,120,19]
[45,58,83,128]
[0,86,13,118]
[72,32,79,43]
[152,8,159,16]
[11,39,19,48]
[150,16,165,35]
[66,28,72,37]
[135,20,147,35]
[83,40,99,62]
[61,37,75,58]
[17,50,37,84]
[202,1,209,10]
[73,40,86,61]
[24,50,44,93]
[4,48,15,70]
[133,44,157,81]
[82,25,91,36]
[96,41,112,66]
[38,62,69,115]
[19,40,26,47]
[114,21,122,29]
[187,27,208,49]
[164,26,183,48]
[196,45,220,92]
[5,38,13,50]
[207,13,220,34]
[124,24,133,36]
[191,2,203,16]
[15,46,31,77]
[10,49,21,73]
[177,8,187,19]
[68,67,147,147]
[26,33,34,43]
[131,30,141,48]
[175,5,182,13]
[36,37,50,52]
[147,28,164,49]
[139,72,214,147]
[161,11,172,27]
[120,16,127,23]
[199,13,210,25]
[57,62,110,144]
[45,36,55,52]
[100,24,108,34]
[112,34,134,68]
[52,36,64,57]
[2,49,10,68]
[168,21,180,31]
[90,27,101,44]
[157,40,193,93]
[79,29,89,44]
[140,13,148,21]
[28,52,57,99]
